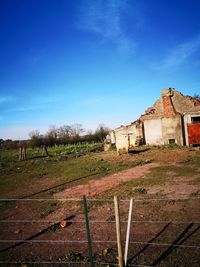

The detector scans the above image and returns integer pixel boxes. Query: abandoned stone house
[108,88,200,153]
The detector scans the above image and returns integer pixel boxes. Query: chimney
[161,88,176,117]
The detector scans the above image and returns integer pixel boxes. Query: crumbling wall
[112,88,200,153]
[115,126,129,153]
[127,124,136,148]
[110,131,116,144]
[114,122,143,153]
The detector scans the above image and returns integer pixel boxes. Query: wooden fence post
[74,144,77,158]
[114,196,124,267]
[42,145,48,156]
[22,147,27,160]
[19,147,22,161]
[83,195,94,267]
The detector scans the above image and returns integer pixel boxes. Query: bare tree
[29,130,43,148]
[70,124,85,143]
[57,125,72,144]
[94,124,110,142]
[46,125,58,146]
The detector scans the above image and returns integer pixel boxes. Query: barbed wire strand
[0,239,199,248]
[0,219,200,224]
[0,197,200,202]
[94,262,153,267]
[0,261,84,265]
[0,261,152,267]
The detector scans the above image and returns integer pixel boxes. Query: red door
[187,123,200,145]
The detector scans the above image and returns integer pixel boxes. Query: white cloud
[33,95,63,104]
[2,94,65,113]
[162,35,200,68]
[3,105,47,113]
[0,96,13,104]
[76,0,137,56]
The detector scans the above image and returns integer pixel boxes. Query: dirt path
[54,162,159,199]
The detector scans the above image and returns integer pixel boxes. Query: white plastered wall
[144,119,164,145]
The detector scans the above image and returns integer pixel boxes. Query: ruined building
[109,88,200,153]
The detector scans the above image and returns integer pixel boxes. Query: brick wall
[162,95,176,117]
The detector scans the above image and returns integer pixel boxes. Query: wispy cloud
[33,95,63,104]
[2,94,65,113]
[76,0,139,56]
[0,96,13,104]
[3,105,47,113]
[162,35,200,68]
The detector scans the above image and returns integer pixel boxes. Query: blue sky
[0,0,200,139]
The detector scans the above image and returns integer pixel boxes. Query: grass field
[0,144,150,198]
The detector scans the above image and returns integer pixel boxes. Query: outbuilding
[110,88,200,153]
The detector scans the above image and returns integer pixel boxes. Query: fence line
[0,261,85,265]
[0,197,200,202]
[95,262,153,267]
[1,195,200,265]
[0,239,200,249]
[0,261,152,267]
[0,219,200,224]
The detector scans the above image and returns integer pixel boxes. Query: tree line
[0,124,110,149]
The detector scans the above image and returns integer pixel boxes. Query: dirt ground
[0,147,200,266]
[54,162,159,199]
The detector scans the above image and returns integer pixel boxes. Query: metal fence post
[124,198,133,266]
[83,195,94,267]
[114,196,124,267]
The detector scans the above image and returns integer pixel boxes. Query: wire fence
[0,196,200,266]
[1,196,200,201]
[0,261,153,267]
[0,239,199,249]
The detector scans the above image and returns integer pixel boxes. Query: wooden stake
[124,198,133,266]
[19,147,22,161]
[114,196,124,267]
[74,144,77,158]
[42,145,48,156]
[83,195,94,267]
[22,147,27,160]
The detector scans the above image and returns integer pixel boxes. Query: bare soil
[54,162,159,199]
[0,148,200,266]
